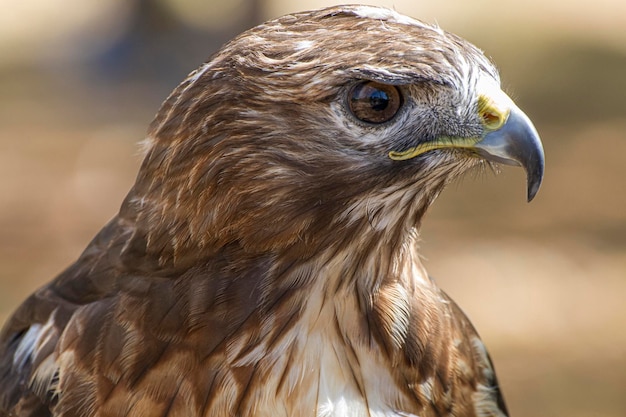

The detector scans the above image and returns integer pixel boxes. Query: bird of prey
[0,5,544,417]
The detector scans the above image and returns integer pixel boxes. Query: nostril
[481,110,502,128]
[477,95,508,131]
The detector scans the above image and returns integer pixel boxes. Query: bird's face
[138,5,544,255]
[327,70,543,201]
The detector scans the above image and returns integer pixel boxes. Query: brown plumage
[0,5,544,417]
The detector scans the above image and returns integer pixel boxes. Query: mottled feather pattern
[0,5,513,417]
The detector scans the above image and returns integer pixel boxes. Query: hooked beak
[473,105,545,201]
[388,93,545,202]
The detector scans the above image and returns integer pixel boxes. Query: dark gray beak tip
[526,165,543,202]
[525,145,544,202]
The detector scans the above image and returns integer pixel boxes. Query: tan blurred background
[1,0,625,415]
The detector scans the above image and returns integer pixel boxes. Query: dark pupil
[369,89,389,111]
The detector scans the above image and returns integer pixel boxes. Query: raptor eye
[349,81,402,124]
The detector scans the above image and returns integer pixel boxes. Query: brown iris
[349,81,402,124]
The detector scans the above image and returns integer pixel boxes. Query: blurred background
[0,0,624,415]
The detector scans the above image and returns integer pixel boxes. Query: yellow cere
[477,94,509,131]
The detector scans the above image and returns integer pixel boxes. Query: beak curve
[473,106,545,201]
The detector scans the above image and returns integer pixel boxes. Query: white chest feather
[229,278,412,417]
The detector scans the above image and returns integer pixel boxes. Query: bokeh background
[1,0,625,415]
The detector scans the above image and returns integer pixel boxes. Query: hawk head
[129,5,543,266]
